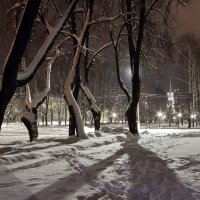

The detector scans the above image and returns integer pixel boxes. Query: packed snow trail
[140,128,200,198]
[0,124,200,199]
[0,162,35,200]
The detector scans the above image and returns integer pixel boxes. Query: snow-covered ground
[0,123,200,200]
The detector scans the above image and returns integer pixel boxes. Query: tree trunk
[45,97,49,126]
[91,110,101,130]
[68,4,81,136]
[16,0,79,86]
[22,54,56,140]
[21,110,38,142]
[68,64,81,136]
[124,0,145,135]
[188,94,191,128]
[64,0,94,138]
[126,76,140,134]
[68,105,78,136]
[0,0,40,128]
[80,83,101,131]
[50,98,53,125]
[64,103,67,125]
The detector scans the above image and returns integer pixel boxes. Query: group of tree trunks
[0,0,186,141]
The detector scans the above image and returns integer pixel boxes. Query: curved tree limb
[16,0,79,87]
[80,82,101,131]
[64,0,94,139]
[32,50,60,109]
[0,0,40,129]
[110,24,131,102]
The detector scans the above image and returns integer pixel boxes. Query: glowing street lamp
[157,112,163,117]
[177,113,182,118]
[112,112,117,118]
[112,112,117,123]
[157,111,163,127]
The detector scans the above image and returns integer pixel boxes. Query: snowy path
[0,124,200,199]
[140,129,200,197]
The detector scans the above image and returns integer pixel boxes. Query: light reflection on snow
[0,124,200,199]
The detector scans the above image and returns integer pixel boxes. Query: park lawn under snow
[0,124,200,200]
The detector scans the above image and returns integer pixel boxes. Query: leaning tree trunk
[64,0,94,138]
[16,0,79,87]
[68,2,81,136]
[80,83,101,131]
[64,65,86,138]
[0,0,40,128]
[68,64,81,136]
[0,0,78,129]
[21,109,38,142]
[21,53,58,141]
[82,21,101,131]
[21,83,39,142]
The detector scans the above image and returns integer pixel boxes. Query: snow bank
[0,125,200,199]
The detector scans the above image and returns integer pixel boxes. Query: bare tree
[64,0,94,138]
[21,52,59,141]
[0,0,40,128]
[0,0,79,129]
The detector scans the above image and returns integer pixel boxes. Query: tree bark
[21,110,38,142]
[21,54,57,141]
[69,63,81,136]
[68,2,81,136]
[0,0,40,128]
[126,76,140,134]
[82,7,101,131]
[125,0,145,135]
[16,0,79,86]
[64,0,94,138]
[80,83,101,131]
[45,97,49,126]
[91,110,101,131]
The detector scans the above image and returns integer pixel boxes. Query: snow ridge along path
[0,124,200,199]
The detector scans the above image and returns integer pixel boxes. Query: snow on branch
[64,1,95,139]
[32,51,59,109]
[16,0,79,87]
[80,83,100,113]
[89,14,121,26]
[25,84,32,111]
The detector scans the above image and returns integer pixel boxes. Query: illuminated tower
[167,77,175,126]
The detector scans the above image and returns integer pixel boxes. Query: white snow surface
[0,124,200,200]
